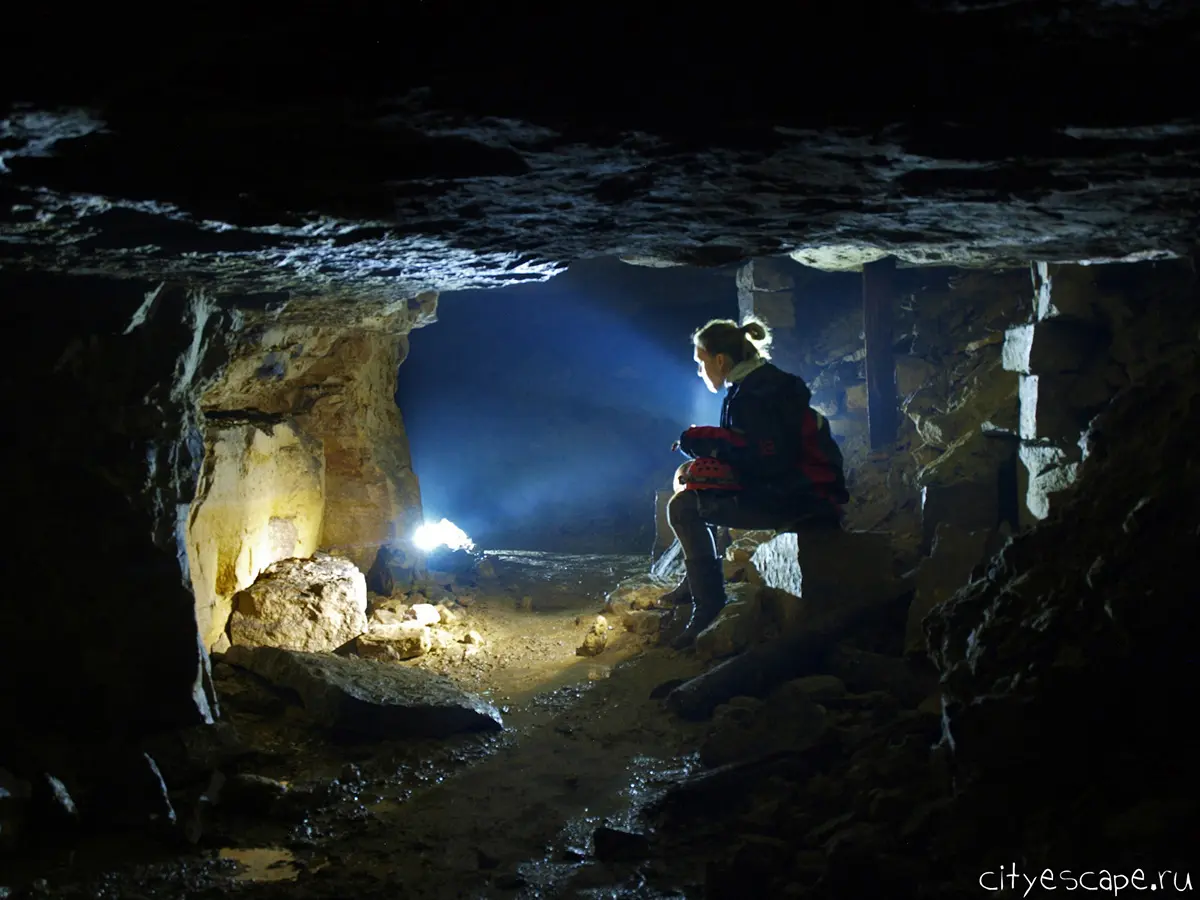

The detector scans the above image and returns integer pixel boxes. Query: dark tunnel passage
[397,258,740,553]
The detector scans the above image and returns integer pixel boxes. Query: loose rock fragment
[576,615,609,656]
[359,621,432,660]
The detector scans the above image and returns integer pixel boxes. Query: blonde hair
[693,315,773,363]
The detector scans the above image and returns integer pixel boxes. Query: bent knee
[672,462,690,494]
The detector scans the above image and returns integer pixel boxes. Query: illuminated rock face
[189,299,435,648]
[186,420,326,650]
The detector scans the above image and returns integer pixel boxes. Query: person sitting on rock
[662,315,849,650]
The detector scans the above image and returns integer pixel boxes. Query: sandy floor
[12,551,715,900]
[402,551,667,701]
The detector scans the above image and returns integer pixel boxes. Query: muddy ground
[3,552,718,899]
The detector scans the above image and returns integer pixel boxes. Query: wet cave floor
[18,553,717,900]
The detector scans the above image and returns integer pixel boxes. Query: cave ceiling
[1,1,1198,302]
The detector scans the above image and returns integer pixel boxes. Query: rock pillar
[735,258,804,373]
[1002,264,1115,522]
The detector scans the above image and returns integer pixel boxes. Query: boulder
[228,556,368,653]
[908,524,992,655]
[357,622,432,660]
[695,583,763,662]
[670,538,907,720]
[223,645,503,738]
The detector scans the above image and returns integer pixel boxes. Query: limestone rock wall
[190,294,435,649]
[921,348,1200,879]
[186,420,326,650]
[304,330,424,569]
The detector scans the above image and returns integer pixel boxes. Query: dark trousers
[667,489,838,560]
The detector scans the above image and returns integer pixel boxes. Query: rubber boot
[670,557,727,651]
[658,526,715,606]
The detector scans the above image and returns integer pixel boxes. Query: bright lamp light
[413,518,475,552]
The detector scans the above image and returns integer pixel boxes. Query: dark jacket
[679,362,849,512]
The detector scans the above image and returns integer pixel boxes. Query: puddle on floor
[515,752,700,898]
[218,847,301,883]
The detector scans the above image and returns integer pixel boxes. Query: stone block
[920,481,999,555]
[187,420,326,651]
[1001,323,1034,373]
[907,524,991,655]
[1019,441,1081,520]
[750,528,900,628]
